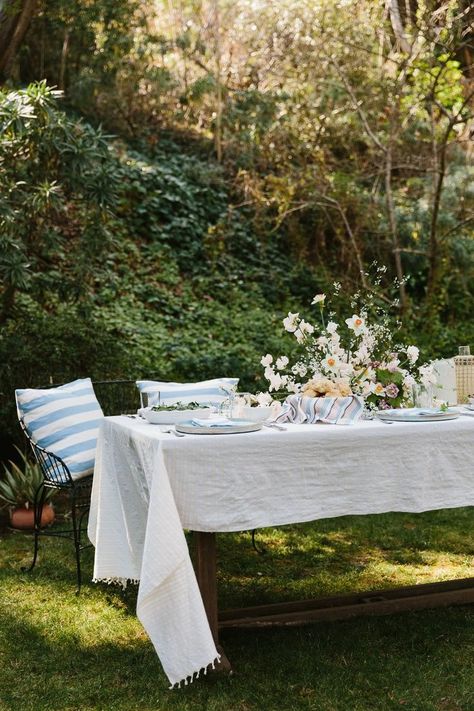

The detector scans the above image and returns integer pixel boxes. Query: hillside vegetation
[1,0,474,447]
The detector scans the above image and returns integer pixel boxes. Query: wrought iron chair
[17,379,141,593]
[19,418,93,594]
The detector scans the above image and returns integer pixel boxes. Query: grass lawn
[1,508,474,711]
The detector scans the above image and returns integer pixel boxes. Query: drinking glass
[458,346,471,356]
[412,383,433,409]
[140,390,161,409]
[218,384,238,418]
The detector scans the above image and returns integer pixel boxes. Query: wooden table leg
[193,531,232,674]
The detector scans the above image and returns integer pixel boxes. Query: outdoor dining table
[88,414,474,688]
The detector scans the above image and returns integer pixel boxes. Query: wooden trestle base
[193,531,474,674]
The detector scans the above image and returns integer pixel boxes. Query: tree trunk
[386,0,411,54]
[427,125,449,299]
[58,29,70,90]
[213,0,223,163]
[0,0,37,80]
[385,143,407,311]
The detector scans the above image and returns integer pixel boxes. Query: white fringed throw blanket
[88,422,220,688]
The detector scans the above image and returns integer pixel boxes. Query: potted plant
[0,447,55,529]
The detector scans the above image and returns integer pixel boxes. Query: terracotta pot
[10,504,55,530]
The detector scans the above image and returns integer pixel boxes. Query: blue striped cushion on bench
[136,378,239,407]
[15,378,104,481]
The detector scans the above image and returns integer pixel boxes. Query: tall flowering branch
[261,286,435,409]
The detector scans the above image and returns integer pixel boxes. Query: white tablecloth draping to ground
[88,415,474,687]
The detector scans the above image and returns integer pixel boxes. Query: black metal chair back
[19,420,73,487]
[18,418,93,593]
[15,378,154,591]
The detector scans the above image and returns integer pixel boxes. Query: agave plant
[0,447,54,509]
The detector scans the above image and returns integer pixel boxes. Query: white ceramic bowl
[238,405,273,422]
[140,407,211,424]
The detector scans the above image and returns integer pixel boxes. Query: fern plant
[0,447,54,509]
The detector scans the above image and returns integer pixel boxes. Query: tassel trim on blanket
[92,576,140,590]
[169,653,222,690]
[92,577,221,690]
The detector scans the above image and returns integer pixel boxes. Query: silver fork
[160,427,186,438]
[263,421,287,431]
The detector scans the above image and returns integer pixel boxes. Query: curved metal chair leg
[70,491,82,595]
[19,420,95,592]
[22,483,46,573]
[251,529,266,555]
[77,506,89,547]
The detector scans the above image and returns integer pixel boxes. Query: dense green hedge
[1,84,473,459]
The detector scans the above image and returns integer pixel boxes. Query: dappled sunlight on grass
[1,509,474,709]
[217,509,474,608]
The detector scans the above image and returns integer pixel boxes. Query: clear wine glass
[218,383,238,418]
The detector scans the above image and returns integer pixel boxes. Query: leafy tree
[0,81,119,322]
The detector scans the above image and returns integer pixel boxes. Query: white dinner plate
[175,419,263,435]
[375,408,459,422]
[459,407,474,417]
[140,408,212,424]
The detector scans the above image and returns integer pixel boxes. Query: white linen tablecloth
[88,415,474,687]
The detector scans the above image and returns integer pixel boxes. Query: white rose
[283,312,299,333]
[387,358,400,373]
[256,392,273,406]
[355,345,369,363]
[299,320,314,335]
[276,356,289,370]
[261,354,273,367]
[331,343,345,357]
[268,372,283,391]
[264,366,275,381]
[418,364,437,386]
[292,363,308,377]
[407,346,419,364]
[403,373,416,388]
[339,362,354,377]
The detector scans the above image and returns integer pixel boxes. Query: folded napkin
[191,417,233,427]
[274,394,364,425]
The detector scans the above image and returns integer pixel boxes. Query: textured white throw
[88,422,220,687]
[88,415,474,687]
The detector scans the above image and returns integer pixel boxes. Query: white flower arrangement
[261,285,435,410]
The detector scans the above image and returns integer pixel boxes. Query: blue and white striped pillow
[136,378,239,407]
[15,378,104,481]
